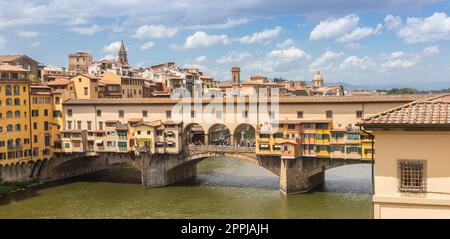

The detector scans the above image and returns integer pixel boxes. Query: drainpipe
[360,127,375,196]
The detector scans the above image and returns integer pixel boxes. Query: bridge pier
[279,158,325,195]
[139,153,196,188]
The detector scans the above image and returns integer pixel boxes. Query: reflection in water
[0,157,372,218]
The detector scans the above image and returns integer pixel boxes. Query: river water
[0,157,372,218]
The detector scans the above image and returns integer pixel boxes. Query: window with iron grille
[398,160,426,193]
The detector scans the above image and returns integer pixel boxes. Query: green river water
[0,157,372,218]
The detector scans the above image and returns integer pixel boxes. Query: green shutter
[118,141,127,147]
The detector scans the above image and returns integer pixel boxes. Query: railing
[187,145,255,154]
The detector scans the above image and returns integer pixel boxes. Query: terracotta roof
[0,64,29,72]
[31,85,51,89]
[128,118,143,122]
[0,55,24,62]
[51,89,65,94]
[164,120,182,125]
[62,94,430,105]
[134,120,162,127]
[358,94,450,129]
[74,73,100,79]
[47,78,71,86]
[99,78,120,85]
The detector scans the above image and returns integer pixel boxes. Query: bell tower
[118,40,128,65]
[231,67,240,85]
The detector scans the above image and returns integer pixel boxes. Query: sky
[1,0,450,89]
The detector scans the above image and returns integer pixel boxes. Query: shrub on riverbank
[0,180,39,197]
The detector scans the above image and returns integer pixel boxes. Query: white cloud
[70,25,103,35]
[194,55,208,63]
[102,41,122,53]
[384,15,402,30]
[339,56,375,71]
[267,47,310,61]
[216,52,250,64]
[16,30,39,38]
[100,54,117,61]
[237,26,282,44]
[186,18,249,30]
[0,0,434,31]
[388,51,405,59]
[64,18,89,26]
[244,47,310,74]
[132,25,178,39]
[397,12,450,44]
[276,39,296,49]
[337,24,382,43]
[345,42,364,49]
[381,59,417,69]
[310,50,343,69]
[310,14,359,40]
[140,41,155,50]
[422,45,440,56]
[29,41,40,48]
[183,31,229,49]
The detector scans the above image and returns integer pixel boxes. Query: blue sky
[1,0,450,89]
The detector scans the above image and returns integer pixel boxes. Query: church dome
[313,71,324,82]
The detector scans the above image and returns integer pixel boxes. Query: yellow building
[30,85,55,161]
[133,121,161,153]
[360,131,375,160]
[70,73,99,99]
[1,63,63,167]
[256,119,333,159]
[358,94,450,218]
[0,64,32,164]
[256,120,302,159]
[314,121,331,158]
[50,89,65,153]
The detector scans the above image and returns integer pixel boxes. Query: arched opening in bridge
[184,123,205,145]
[208,124,231,145]
[233,124,256,147]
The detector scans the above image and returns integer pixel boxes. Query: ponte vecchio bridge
[0,95,425,194]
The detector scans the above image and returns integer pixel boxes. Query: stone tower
[118,40,128,65]
[312,71,324,87]
[231,67,240,85]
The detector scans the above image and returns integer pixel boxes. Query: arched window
[7,139,14,147]
[13,85,19,95]
[14,111,20,118]
[7,125,13,132]
[6,98,12,105]
[15,124,21,131]
[14,98,20,105]
[5,85,11,96]
[55,97,61,104]
[6,111,12,118]
[15,138,21,146]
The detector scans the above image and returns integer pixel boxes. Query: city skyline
[1,0,450,89]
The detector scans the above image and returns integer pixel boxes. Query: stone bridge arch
[179,146,280,175]
[183,123,206,145]
[233,123,256,147]
[207,123,231,145]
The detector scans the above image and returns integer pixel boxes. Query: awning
[95,140,103,144]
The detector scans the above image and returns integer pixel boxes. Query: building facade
[0,64,58,165]
[359,94,450,219]
[68,52,93,73]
